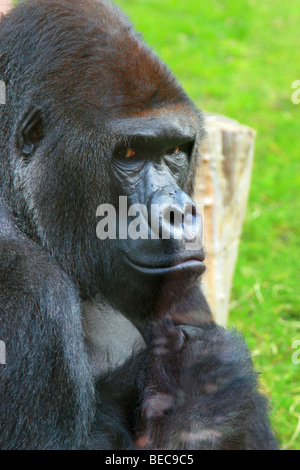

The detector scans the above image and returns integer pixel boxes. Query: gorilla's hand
[135,324,260,450]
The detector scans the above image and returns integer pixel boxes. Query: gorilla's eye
[114,147,137,160]
[18,109,43,159]
[125,148,136,158]
[166,145,182,156]
[166,141,195,159]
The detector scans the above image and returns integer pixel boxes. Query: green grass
[113,0,300,449]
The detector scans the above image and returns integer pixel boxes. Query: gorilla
[0,0,277,450]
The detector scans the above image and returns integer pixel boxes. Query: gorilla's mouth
[123,252,206,277]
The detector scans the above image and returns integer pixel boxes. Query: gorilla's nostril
[169,211,175,227]
[184,203,198,225]
[162,207,183,228]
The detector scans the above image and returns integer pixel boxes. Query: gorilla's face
[15,105,205,330]
[105,110,206,326]
[6,0,206,330]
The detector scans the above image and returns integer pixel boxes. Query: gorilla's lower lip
[123,255,206,276]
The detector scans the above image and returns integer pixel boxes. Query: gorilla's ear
[18,109,43,158]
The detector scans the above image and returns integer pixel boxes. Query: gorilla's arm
[136,324,277,450]
[93,323,277,450]
[0,223,276,450]
[0,201,276,451]
[0,213,95,449]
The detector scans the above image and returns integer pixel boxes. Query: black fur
[0,0,277,450]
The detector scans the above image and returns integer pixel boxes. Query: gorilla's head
[0,0,205,330]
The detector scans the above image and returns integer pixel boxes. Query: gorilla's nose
[162,203,184,229]
[148,188,202,244]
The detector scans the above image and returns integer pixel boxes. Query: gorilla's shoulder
[0,200,74,298]
[0,199,20,242]
[0,201,26,276]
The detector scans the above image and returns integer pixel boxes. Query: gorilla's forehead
[1,0,192,118]
[107,109,199,141]
[44,33,190,119]
[47,48,189,119]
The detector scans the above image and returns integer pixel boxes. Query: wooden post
[0,1,11,14]
[194,114,256,326]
